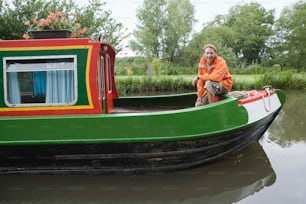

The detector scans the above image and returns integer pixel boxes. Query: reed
[254,69,306,90]
[115,76,195,95]
[115,71,305,95]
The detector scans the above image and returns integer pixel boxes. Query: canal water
[0,90,305,204]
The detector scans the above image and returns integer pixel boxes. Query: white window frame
[3,55,78,107]
[107,55,112,93]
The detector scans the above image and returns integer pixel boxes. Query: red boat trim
[238,90,276,105]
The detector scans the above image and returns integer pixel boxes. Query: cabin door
[100,54,114,113]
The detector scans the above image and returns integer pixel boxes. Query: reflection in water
[0,143,275,204]
[266,90,306,146]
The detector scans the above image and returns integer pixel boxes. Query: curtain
[7,72,21,104]
[33,71,46,96]
[46,70,74,103]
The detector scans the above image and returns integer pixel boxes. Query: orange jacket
[197,56,233,97]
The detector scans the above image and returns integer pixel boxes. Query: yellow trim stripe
[0,105,92,111]
[85,46,94,108]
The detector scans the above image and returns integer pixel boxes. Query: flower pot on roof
[30,30,72,39]
[23,11,86,39]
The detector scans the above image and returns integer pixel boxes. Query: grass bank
[115,76,195,96]
[115,70,306,96]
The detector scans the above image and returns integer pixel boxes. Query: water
[239,90,306,204]
[0,90,305,204]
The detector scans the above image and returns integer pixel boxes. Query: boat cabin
[0,38,118,116]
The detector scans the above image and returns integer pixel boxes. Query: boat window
[99,56,105,99]
[3,55,77,107]
[107,55,112,93]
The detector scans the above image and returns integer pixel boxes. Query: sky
[76,0,296,56]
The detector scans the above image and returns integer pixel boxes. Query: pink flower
[75,23,81,29]
[48,13,57,22]
[32,18,37,25]
[79,29,86,35]
[23,11,86,38]
[24,20,30,26]
[72,13,77,20]
[71,32,77,38]
[23,33,30,39]
[39,19,49,27]
[56,11,65,16]
[60,18,68,24]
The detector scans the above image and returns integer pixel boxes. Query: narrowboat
[0,38,285,174]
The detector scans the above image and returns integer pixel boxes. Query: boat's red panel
[0,39,118,116]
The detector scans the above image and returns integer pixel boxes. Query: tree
[224,2,275,65]
[0,0,45,40]
[178,23,238,68]
[163,0,195,62]
[130,0,195,62]
[0,0,127,52]
[273,1,306,70]
[175,2,274,68]
[75,0,128,51]
[130,0,167,58]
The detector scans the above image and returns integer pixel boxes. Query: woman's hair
[203,44,217,52]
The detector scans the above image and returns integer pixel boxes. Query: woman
[192,44,233,106]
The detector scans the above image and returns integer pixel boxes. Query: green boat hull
[0,91,285,174]
[0,94,248,145]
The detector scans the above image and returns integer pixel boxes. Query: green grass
[114,72,305,95]
[233,75,257,82]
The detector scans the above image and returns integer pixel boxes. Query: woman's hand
[192,76,199,86]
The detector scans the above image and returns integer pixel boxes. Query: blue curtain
[33,71,46,96]
[46,70,74,103]
[7,72,21,104]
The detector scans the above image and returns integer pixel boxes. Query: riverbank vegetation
[115,56,306,94]
[115,73,306,96]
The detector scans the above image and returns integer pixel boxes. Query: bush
[254,68,306,89]
[152,58,161,76]
[115,58,196,76]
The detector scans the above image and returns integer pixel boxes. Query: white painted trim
[242,93,282,124]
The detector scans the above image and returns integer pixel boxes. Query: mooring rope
[260,87,271,112]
